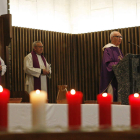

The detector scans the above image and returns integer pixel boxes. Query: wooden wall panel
[11,26,140,102]
[0,15,12,89]
[11,27,73,102]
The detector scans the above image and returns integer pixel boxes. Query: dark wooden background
[0,14,12,89]
[10,26,140,103]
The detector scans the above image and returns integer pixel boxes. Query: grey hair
[110,31,118,40]
[32,41,42,49]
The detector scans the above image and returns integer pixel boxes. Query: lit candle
[0,85,10,131]
[97,93,112,129]
[129,93,140,128]
[30,90,47,130]
[66,89,83,130]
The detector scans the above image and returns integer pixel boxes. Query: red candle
[97,93,112,129]
[129,93,140,128]
[66,89,83,130]
[0,85,10,131]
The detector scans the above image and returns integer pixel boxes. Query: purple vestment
[99,46,123,101]
[0,60,1,85]
[31,51,47,90]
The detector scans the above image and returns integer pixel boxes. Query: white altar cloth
[8,104,130,130]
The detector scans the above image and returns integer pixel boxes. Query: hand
[42,69,50,75]
[0,65,2,71]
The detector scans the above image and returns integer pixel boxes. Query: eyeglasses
[113,36,123,39]
[37,46,43,48]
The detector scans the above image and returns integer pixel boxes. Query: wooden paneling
[11,26,140,102]
[0,18,4,62]
[0,14,12,89]
[11,27,73,102]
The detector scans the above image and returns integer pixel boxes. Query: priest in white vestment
[0,57,7,84]
[24,41,51,94]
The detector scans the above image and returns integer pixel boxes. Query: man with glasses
[99,31,123,102]
[24,41,51,94]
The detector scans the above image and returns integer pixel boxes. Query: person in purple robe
[24,41,51,94]
[99,31,123,102]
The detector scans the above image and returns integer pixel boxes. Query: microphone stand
[128,42,140,47]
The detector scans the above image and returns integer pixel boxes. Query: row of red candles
[67,91,140,129]
[0,85,140,130]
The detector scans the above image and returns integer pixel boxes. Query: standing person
[24,41,51,94]
[99,31,123,102]
[0,57,6,84]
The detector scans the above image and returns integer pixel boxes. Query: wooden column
[0,14,12,89]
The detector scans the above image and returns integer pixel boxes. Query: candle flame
[134,93,139,98]
[36,90,40,94]
[70,89,76,95]
[0,85,3,92]
[102,93,107,97]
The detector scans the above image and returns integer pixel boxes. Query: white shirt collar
[102,43,119,51]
